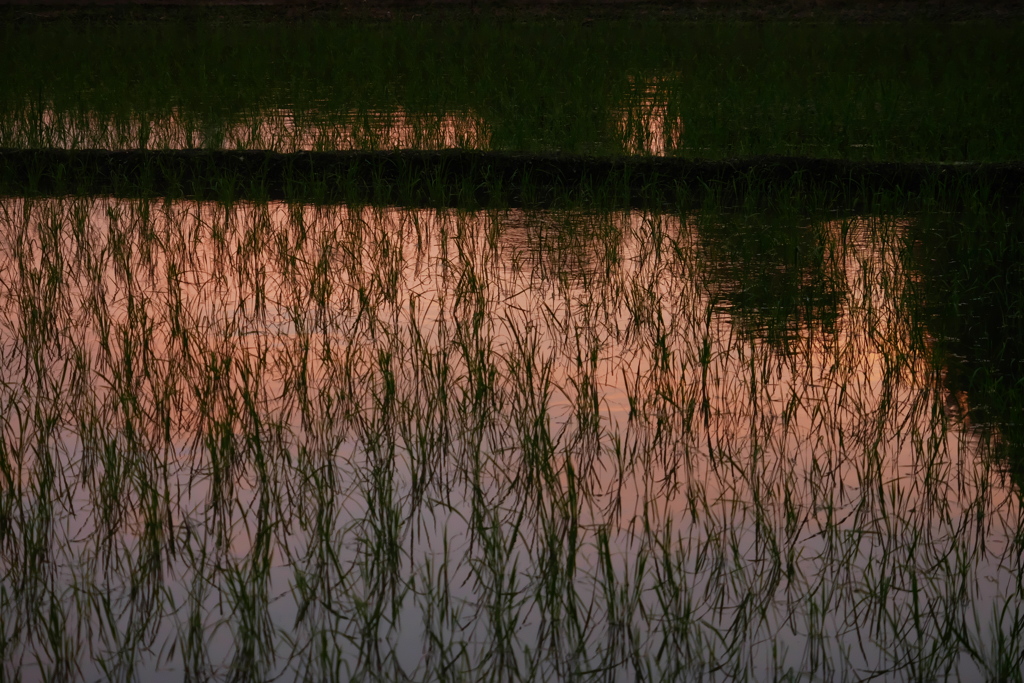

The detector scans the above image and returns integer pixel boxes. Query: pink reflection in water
[13,106,490,151]
[0,199,1019,680]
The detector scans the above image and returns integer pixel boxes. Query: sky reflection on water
[0,198,1021,681]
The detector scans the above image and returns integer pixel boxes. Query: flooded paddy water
[2,11,1024,682]
[1,197,1022,681]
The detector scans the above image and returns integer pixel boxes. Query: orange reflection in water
[15,106,490,151]
[13,98,688,155]
[618,76,684,156]
[0,200,1014,532]
[0,198,1019,679]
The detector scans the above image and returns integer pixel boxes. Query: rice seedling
[0,194,1020,681]
[1,18,1021,162]
[0,6,1021,679]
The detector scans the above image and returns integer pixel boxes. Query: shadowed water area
[1,197,1022,681]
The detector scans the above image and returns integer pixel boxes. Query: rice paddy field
[2,5,1024,682]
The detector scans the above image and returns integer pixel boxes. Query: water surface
[0,198,1021,681]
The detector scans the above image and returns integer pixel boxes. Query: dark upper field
[3,9,1022,163]
[2,0,1024,21]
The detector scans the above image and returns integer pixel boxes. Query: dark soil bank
[2,148,1021,208]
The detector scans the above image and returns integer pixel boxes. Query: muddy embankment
[1,148,1022,209]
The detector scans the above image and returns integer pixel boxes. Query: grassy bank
[2,148,1021,212]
